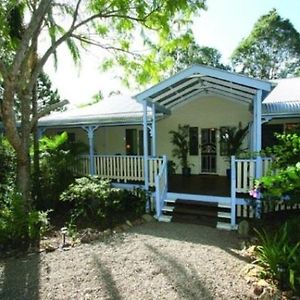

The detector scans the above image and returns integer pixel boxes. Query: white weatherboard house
[39,65,300,230]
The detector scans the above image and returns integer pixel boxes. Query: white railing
[231,156,273,228]
[155,155,168,219]
[77,155,163,187]
[235,157,273,193]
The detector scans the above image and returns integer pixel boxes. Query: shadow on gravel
[145,244,213,300]
[130,222,249,262]
[131,222,239,248]
[93,254,121,300]
[0,253,40,300]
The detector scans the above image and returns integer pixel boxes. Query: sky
[44,0,300,106]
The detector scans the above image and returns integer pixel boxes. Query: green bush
[60,176,146,228]
[37,132,88,210]
[0,137,16,196]
[0,189,50,249]
[255,219,300,292]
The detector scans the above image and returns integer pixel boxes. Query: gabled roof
[134,64,272,111]
[262,77,300,117]
[38,95,155,127]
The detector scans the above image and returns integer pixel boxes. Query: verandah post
[143,101,149,191]
[151,103,157,157]
[254,89,263,218]
[82,125,99,176]
[230,155,237,228]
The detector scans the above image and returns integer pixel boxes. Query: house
[38,65,300,229]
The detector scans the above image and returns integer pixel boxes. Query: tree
[0,0,206,236]
[169,33,229,74]
[231,9,300,79]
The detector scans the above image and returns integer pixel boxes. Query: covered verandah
[134,64,273,227]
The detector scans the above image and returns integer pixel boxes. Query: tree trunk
[32,84,41,205]
[16,147,32,212]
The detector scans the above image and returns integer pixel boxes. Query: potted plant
[169,124,192,176]
[220,122,249,178]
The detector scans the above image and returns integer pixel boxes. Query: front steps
[159,195,233,230]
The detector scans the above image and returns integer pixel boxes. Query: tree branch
[12,0,52,77]
[30,99,69,129]
[28,2,162,92]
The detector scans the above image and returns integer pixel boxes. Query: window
[125,129,138,155]
[219,127,230,156]
[189,127,199,155]
[126,129,151,155]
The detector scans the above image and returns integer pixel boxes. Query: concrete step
[217,211,231,219]
[158,215,172,222]
[218,203,231,209]
[164,199,176,204]
[162,205,175,212]
[216,222,232,231]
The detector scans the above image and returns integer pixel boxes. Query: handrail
[155,155,168,219]
[77,154,164,188]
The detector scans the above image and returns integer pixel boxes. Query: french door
[201,128,217,173]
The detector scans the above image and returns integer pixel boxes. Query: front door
[201,128,217,173]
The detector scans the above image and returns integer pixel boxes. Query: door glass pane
[201,128,217,173]
[125,129,137,155]
[189,127,199,156]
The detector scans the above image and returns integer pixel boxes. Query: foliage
[169,124,190,170]
[231,9,300,79]
[255,220,300,292]
[0,136,15,189]
[148,30,229,76]
[256,134,300,201]
[60,177,147,228]
[37,132,88,210]
[0,189,50,249]
[220,123,249,159]
[265,133,300,169]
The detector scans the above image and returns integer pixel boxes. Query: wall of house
[43,95,252,176]
[156,96,251,176]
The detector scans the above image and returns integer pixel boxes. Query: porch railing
[77,155,163,187]
[231,156,273,228]
[155,155,168,219]
[235,157,273,193]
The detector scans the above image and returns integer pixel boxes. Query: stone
[253,285,264,296]
[238,220,250,237]
[257,279,269,287]
[259,289,272,300]
[120,224,130,231]
[142,214,155,222]
[126,220,133,227]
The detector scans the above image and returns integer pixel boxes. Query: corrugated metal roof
[262,77,300,117]
[38,95,154,127]
[263,77,300,103]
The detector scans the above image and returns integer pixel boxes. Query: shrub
[0,189,50,249]
[60,176,146,228]
[255,219,300,292]
[0,137,16,196]
[37,132,88,210]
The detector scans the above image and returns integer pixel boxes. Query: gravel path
[0,222,252,300]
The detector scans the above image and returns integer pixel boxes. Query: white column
[151,103,157,157]
[230,155,237,228]
[83,125,99,175]
[143,101,149,191]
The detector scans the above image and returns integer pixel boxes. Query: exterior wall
[156,96,251,176]
[43,96,252,176]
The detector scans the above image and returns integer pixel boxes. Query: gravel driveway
[0,222,252,300]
